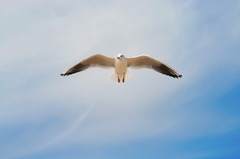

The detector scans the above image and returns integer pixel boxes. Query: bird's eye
[121,55,123,57]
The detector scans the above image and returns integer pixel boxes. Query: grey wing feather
[127,55,182,78]
[61,54,115,76]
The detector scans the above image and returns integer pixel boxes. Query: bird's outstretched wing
[127,55,182,78]
[61,54,115,76]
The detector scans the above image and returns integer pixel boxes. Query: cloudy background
[1,0,240,158]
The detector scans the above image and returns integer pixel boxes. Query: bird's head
[117,54,125,60]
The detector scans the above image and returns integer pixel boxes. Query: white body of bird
[114,54,128,83]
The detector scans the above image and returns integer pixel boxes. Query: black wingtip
[179,74,182,78]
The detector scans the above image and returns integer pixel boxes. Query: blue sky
[1,0,240,159]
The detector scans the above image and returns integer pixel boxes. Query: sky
[0,0,240,159]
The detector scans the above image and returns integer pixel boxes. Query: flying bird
[61,54,182,83]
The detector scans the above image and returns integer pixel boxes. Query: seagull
[61,54,182,83]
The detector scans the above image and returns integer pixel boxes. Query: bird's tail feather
[109,72,132,82]
[110,72,118,82]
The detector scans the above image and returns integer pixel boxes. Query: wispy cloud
[1,0,240,158]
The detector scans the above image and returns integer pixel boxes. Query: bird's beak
[117,57,120,59]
